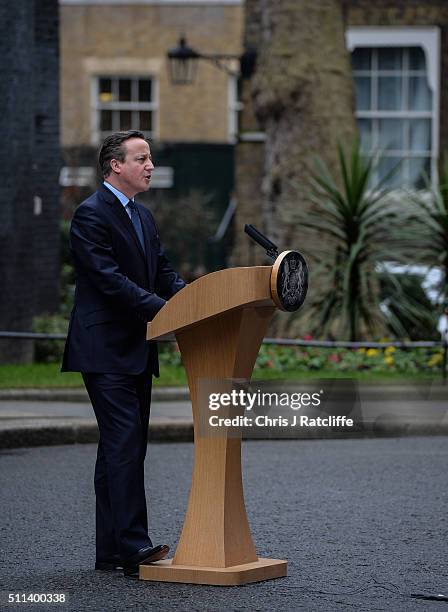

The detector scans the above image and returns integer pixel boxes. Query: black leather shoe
[122,544,169,578]
[95,554,122,571]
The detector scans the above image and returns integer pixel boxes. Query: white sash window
[94,75,157,140]
[347,27,440,189]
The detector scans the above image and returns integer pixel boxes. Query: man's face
[110,137,154,197]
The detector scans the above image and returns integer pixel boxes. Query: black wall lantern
[167,36,257,85]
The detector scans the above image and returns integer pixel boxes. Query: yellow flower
[384,346,396,355]
[384,355,394,366]
[367,348,379,357]
[358,348,366,354]
[428,354,443,367]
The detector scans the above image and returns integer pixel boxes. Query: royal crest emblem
[271,251,308,312]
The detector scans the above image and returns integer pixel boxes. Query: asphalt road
[1,438,447,611]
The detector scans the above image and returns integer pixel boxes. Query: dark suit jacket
[61,184,185,375]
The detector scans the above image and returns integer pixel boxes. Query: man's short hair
[99,130,148,178]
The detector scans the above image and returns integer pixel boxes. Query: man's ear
[110,158,121,174]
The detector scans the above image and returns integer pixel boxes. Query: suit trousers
[82,371,153,561]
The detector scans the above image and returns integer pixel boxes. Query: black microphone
[244,224,279,260]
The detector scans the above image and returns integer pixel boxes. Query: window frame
[91,74,158,144]
[228,75,244,144]
[346,27,440,189]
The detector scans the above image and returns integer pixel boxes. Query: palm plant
[379,271,439,340]
[407,160,448,305]
[301,141,406,340]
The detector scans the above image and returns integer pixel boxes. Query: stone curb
[0,384,446,403]
[0,384,446,449]
[0,387,190,402]
[1,418,448,450]
[0,419,194,449]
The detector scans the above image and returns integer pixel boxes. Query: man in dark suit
[62,130,185,577]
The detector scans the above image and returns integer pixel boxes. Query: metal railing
[1,331,446,380]
[0,332,67,340]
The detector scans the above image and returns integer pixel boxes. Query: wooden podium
[141,265,287,585]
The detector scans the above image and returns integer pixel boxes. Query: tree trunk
[233,0,358,335]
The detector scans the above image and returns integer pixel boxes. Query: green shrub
[60,221,75,316]
[32,315,69,363]
[157,342,182,367]
[255,343,444,375]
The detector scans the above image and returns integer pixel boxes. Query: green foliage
[1,344,443,388]
[379,272,439,340]
[32,314,69,363]
[406,159,448,303]
[158,342,182,367]
[0,363,187,388]
[255,344,444,375]
[303,141,414,340]
[32,221,75,363]
[0,364,83,388]
[60,220,75,316]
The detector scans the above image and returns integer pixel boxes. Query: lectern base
[139,558,287,586]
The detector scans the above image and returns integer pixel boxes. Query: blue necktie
[127,200,146,254]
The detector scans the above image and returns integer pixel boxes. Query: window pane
[410,119,431,152]
[409,157,430,189]
[99,78,113,102]
[378,48,402,71]
[138,79,152,102]
[99,78,112,94]
[409,47,426,71]
[409,76,431,111]
[354,77,371,111]
[100,110,112,131]
[358,119,373,152]
[352,48,371,71]
[377,156,404,188]
[119,110,132,130]
[378,76,402,110]
[378,119,404,151]
[138,111,152,131]
[119,79,132,102]
[237,77,243,99]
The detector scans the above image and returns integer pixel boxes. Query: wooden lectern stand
[141,266,287,585]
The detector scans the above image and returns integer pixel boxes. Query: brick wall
[59,3,244,146]
[0,0,60,363]
[345,0,448,163]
